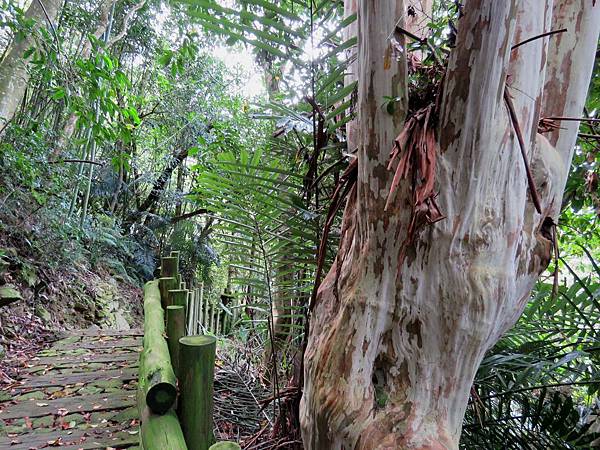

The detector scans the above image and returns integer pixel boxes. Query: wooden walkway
[0,330,142,450]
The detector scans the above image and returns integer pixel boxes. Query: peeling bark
[300,1,600,449]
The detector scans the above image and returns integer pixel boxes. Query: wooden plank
[56,329,143,339]
[31,352,139,366]
[0,425,139,450]
[22,359,139,375]
[53,339,142,351]
[10,368,138,390]
[74,328,143,337]
[0,391,136,420]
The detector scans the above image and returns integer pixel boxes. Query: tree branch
[504,88,542,214]
[108,0,147,47]
[48,159,104,166]
[170,208,208,224]
[511,28,567,51]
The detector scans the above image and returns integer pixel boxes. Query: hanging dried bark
[385,105,444,265]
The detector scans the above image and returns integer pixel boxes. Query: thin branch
[107,0,147,47]
[48,159,104,166]
[139,102,160,119]
[504,89,542,214]
[511,28,567,51]
[170,208,208,224]
[36,0,59,50]
[544,116,600,123]
[394,26,443,66]
[578,133,600,140]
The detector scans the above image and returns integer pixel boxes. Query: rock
[34,305,51,322]
[0,285,22,307]
[114,311,130,331]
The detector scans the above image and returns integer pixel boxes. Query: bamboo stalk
[159,277,178,310]
[198,284,204,333]
[209,443,240,450]
[170,289,188,316]
[178,335,217,450]
[140,281,177,414]
[137,380,187,450]
[161,256,179,278]
[166,305,185,378]
[187,290,194,335]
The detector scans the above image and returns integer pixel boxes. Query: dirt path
[0,329,142,449]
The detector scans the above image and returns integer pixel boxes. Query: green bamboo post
[209,443,240,450]
[187,290,194,335]
[161,256,179,278]
[204,301,210,332]
[178,335,217,450]
[180,281,186,290]
[137,381,187,450]
[159,277,178,309]
[197,286,203,334]
[166,305,185,378]
[210,302,215,333]
[170,289,188,315]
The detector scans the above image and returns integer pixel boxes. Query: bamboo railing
[137,251,240,450]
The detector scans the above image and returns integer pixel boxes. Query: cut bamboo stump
[209,443,241,450]
[141,281,177,414]
[159,277,178,310]
[166,305,185,378]
[161,256,179,278]
[178,335,217,450]
[138,382,187,450]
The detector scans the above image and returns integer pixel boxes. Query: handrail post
[161,256,179,278]
[159,277,178,310]
[178,335,217,450]
[166,305,185,378]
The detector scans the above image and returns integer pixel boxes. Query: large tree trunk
[300,1,600,449]
[0,0,62,127]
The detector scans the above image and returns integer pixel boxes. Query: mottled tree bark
[300,1,600,449]
[0,0,61,127]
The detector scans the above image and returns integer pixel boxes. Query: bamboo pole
[170,289,188,315]
[178,335,217,450]
[137,381,187,450]
[161,256,179,278]
[209,443,240,450]
[180,281,186,290]
[198,284,204,333]
[187,290,194,335]
[204,300,210,332]
[140,281,177,414]
[159,277,178,310]
[166,305,185,378]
